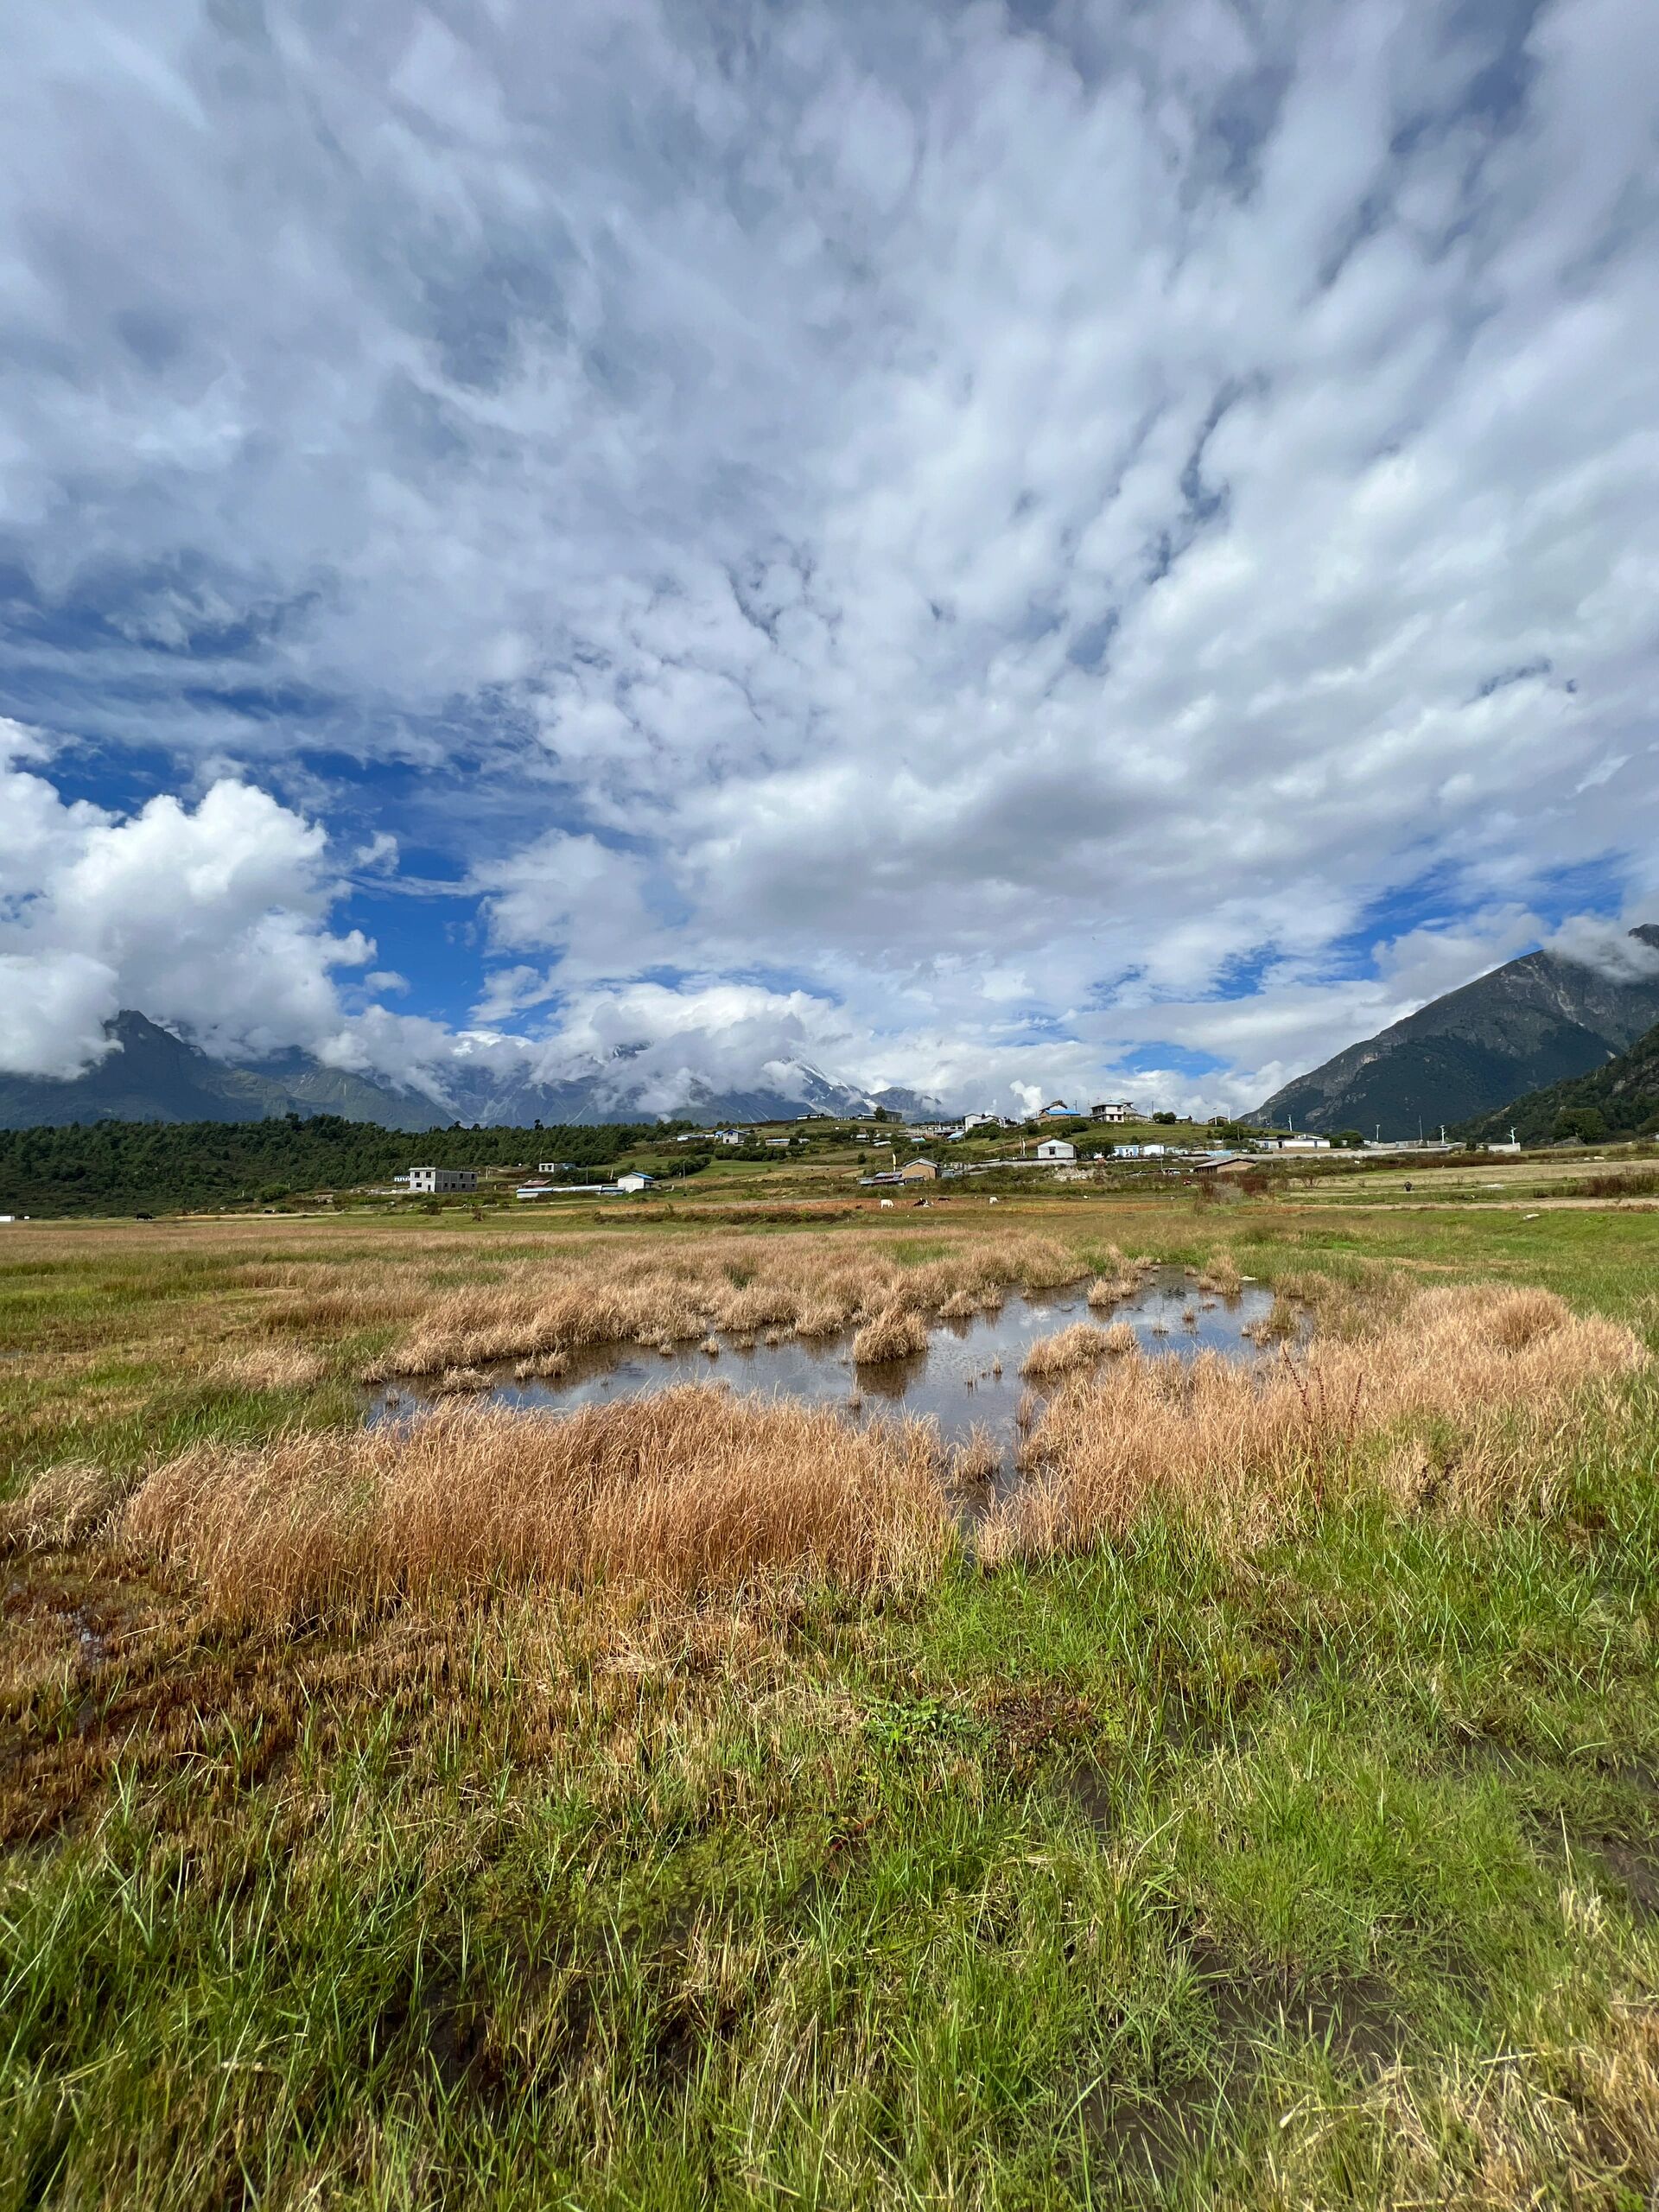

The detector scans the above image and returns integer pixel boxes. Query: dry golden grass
[433,1365,491,1395]
[1195,1252,1243,1297]
[356,1230,1087,1380]
[985,1283,1643,1562]
[851,1305,930,1363]
[198,1344,328,1392]
[1019,1323,1116,1378]
[1085,1246,1149,1311]
[948,1426,1001,1489]
[1286,1980,1659,2209]
[512,1350,568,1381]
[0,1461,130,1553]
[120,1386,951,1624]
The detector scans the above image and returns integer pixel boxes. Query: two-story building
[407,1166,478,1194]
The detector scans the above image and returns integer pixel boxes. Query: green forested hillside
[0,1117,682,1217]
[1459,1020,1659,1146]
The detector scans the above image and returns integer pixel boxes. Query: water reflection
[372,1268,1278,1471]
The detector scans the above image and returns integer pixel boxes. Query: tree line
[0,1115,694,1217]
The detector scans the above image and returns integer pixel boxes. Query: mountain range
[0,1013,944,1131]
[10,931,1658,1141]
[1254,927,1659,1138]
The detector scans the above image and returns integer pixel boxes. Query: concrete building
[407,1166,478,1194]
[1035,1138,1076,1163]
[614,1172,656,1193]
[898,1157,938,1181]
[1091,1100,1135,1122]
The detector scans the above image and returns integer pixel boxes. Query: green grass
[4,1201,1659,2206]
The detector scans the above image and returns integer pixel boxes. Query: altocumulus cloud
[2,0,1657,1111]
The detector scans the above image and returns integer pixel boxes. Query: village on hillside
[386,1094,1522,1211]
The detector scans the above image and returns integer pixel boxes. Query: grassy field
[4,1192,1659,2208]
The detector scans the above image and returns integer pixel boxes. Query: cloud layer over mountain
[3,2,1656,1113]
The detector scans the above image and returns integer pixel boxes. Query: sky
[3,0,1658,1117]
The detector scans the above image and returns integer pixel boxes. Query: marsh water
[372,1268,1278,1471]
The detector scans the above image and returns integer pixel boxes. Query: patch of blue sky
[1321,855,1631,982]
[12,731,179,817]
[340,880,480,1027]
[1114,1043,1227,1078]
[1204,942,1285,1001]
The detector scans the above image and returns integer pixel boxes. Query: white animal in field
[988,1196,1000,1205]
[879,1198,894,1208]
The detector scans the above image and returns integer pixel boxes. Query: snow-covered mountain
[0,1014,947,1129]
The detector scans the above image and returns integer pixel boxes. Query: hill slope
[1459,1019,1659,1145]
[1255,928,1659,1137]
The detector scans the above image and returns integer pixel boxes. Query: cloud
[0,721,371,1075]
[0,951,124,1082]
[2,3,1657,1110]
[474,831,664,980]
[1544,913,1659,982]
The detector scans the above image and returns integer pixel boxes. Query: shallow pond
[372,1268,1279,1475]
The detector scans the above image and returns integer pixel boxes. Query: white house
[962,1112,1004,1130]
[1034,1138,1076,1163]
[614,1172,655,1193]
[407,1166,478,1194]
[1091,1100,1135,1123]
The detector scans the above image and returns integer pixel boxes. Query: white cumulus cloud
[0,722,371,1076]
